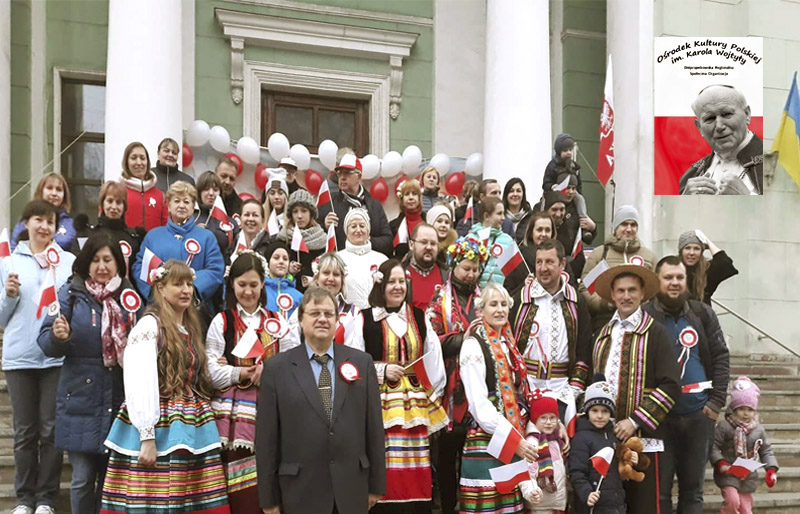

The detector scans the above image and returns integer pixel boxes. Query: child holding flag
[568,377,627,514]
[710,376,778,514]
[261,242,303,318]
[521,390,568,513]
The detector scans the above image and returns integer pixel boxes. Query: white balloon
[465,152,484,176]
[237,136,261,165]
[186,120,211,148]
[318,139,339,170]
[381,151,403,178]
[289,144,311,170]
[267,132,290,161]
[361,154,381,180]
[401,145,423,177]
[209,125,231,153]
[429,153,451,175]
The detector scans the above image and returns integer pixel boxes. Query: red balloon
[239,192,256,201]
[254,164,269,190]
[305,170,324,195]
[225,152,244,176]
[182,144,193,168]
[445,171,466,196]
[370,177,389,203]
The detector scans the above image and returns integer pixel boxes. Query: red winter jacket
[121,173,168,230]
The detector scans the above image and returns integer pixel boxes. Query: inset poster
[654,37,763,195]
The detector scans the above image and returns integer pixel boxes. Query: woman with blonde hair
[426,203,457,268]
[420,165,446,211]
[11,172,77,252]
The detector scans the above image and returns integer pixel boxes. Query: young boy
[568,378,627,514]
[520,390,567,513]
[542,133,590,221]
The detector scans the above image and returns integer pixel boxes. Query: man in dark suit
[256,286,386,514]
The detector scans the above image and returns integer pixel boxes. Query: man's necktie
[313,354,332,419]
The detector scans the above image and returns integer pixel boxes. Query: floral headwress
[150,265,196,284]
[446,235,490,271]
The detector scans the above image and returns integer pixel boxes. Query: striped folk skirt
[459,427,524,514]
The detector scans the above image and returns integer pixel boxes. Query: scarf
[342,185,367,208]
[507,209,529,224]
[481,320,530,432]
[84,276,127,367]
[284,224,327,251]
[120,172,157,193]
[404,208,423,237]
[536,431,560,493]
[726,409,758,458]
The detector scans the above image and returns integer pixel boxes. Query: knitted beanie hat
[678,231,705,253]
[583,377,616,417]
[612,205,639,231]
[287,189,318,221]
[344,207,371,232]
[553,133,575,154]
[555,172,578,187]
[266,168,289,196]
[426,203,452,225]
[529,389,559,424]
[730,376,760,411]
[541,191,566,211]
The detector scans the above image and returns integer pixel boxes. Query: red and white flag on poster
[317,179,332,210]
[231,326,265,362]
[326,223,337,253]
[571,227,583,260]
[35,267,58,319]
[486,419,523,464]
[591,447,615,477]
[583,259,610,294]
[565,397,578,438]
[291,227,309,253]
[393,217,409,247]
[140,248,163,285]
[489,459,530,494]
[0,228,10,258]
[728,458,765,480]
[597,55,615,186]
[496,242,524,278]
[210,196,230,226]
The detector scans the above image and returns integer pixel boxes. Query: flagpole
[403,348,435,370]
[588,475,605,514]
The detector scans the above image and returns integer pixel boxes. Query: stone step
[748,375,800,390]
[757,390,800,407]
[765,424,800,441]
[0,482,70,512]
[749,406,800,424]
[672,492,800,513]
[0,455,72,486]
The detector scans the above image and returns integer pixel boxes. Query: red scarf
[405,207,423,236]
[84,277,127,367]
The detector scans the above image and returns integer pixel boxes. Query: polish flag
[334,313,356,344]
[0,228,10,258]
[583,259,610,294]
[552,175,571,193]
[477,226,492,247]
[235,231,248,253]
[210,196,231,226]
[728,457,765,479]
[326,223,337,253]
[409,349,436,392]
[462,197,474,225]
[393,217,409,247]
[231,326,265,362]
[496,242,523,278]
[35,267,58,319]
[571,227,583,259]
[266,209,280,236]
[487,419,523,464]
[317,179,332,209]
[597,55,615,186]
[489,459,530,494]
[591,447,615,477]
[291,227,309,253]
[565,398,577,438]
[139,248,163,285]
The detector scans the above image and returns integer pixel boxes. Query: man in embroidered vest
[403,223,446,310]
[643,255,730,514]
[509,239,593,417]
[589,264,681,514]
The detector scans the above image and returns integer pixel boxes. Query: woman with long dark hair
[503,178,532,243]
[679,230,738,304]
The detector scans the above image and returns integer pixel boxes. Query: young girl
[276,189,326,290]
[11,172,77,252]
[261,242,303,318]
[521,391,567,513]
[262,171,288,239]
[711,376,778,514]
[207,251,282,513]
[100,260,230,514]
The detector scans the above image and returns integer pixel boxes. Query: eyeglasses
[304,310,337,320]
[411,239,438,248]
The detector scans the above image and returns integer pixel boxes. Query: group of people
[0,134,775,514]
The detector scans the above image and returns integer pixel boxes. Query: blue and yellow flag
[772,72,800,191]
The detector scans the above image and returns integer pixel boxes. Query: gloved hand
[715,460,731,474]
[766,468,778,488]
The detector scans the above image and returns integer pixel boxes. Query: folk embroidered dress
[349,303,448,503]
[101,315,230,514]
[458,319,531,514]
[207,305,282,514]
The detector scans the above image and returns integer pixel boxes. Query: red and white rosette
[119,241,132,259]
[120,288,142,313]
[220,221,234,232]
[45,247,60,267]
[184,238,201,265]
[264,318,284,337]
[629,255,644,266]
[232,213,242,227]
[677,327,699,379]
[490,244,503,258]
[276,294,294,312]
[339,361,360,383]
[561,271,570,284]
[48,302,60,317]
[530,320,540,337]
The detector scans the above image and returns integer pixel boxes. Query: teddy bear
[616,436,651,482]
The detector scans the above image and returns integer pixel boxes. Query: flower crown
[149,265,196,284]
[447,235,490,268]
[234,249,269,277]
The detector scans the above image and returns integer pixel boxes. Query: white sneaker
[33,507,54,514]
[10,506,33,514]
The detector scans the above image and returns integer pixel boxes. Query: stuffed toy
[617,437,651,482]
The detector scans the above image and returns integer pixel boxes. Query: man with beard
[215,156,243,219]
[643,255,730,514]
[509,238,593,418]
[402,223,447,310]
[538,188,595,279]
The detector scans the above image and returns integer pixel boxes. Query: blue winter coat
[37,276,138,454]
[470,223,515,289]
[131,217,225,304]
[264,276,303,318]
[568,416,626,514]
[11,209,77,253]
[0,241,75,370]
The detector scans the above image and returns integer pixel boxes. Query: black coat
[152,163,195,193]
[194,205,239,264]
[317,188,393,257]
[90,216,144,260]
[568,417,626,514]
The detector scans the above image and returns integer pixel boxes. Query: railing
[712,298,800,359]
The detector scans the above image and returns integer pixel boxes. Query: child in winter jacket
[520,390,567,513]
[710,376,778,514]
[568,379,627,514]
[542,133,589,221]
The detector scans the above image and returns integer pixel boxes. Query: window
[60,79,105,222]
[262,91,369,155]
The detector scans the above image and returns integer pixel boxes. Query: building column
[0,0,10,230]
[606,0,654,246]
[104,0,183,181]
[482,0,551,195]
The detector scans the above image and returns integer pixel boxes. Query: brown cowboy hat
[594,263,659,303]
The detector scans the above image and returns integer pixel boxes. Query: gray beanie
[613,205,639,230]
[287,189,318,220]
[678,231,705,253]
[582,379,616,417]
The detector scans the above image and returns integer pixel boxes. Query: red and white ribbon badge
[120,288,142,313]
[339,361,360,383]
[119,241,131,258]
[184,238,201,265]
[264,318,284,337]
[276,294,294,312]
[630,255,644,266]
[46,247,60,267]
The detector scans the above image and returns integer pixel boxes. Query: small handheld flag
[291,227,309,254]
[461,197,474,226]
[407,348,436,392]
[728,457,765,480]
[496,241,524,278]
[583,259,610,294]
[231,326,265,362]
[488,459,530,494]
[210,196,231,226]
[393,217,409,247]
[0,228,11,258]
[140,248,163,285]
[35,267,58,319]
[553,175,571,193]
[486,419,523,464]
[591,447,615,478]
[565,398,577,438]
[571,227,583,259]
[326,223,337,252]
[317,179,332,209]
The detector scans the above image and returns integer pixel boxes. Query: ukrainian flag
[772,72,800,191]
